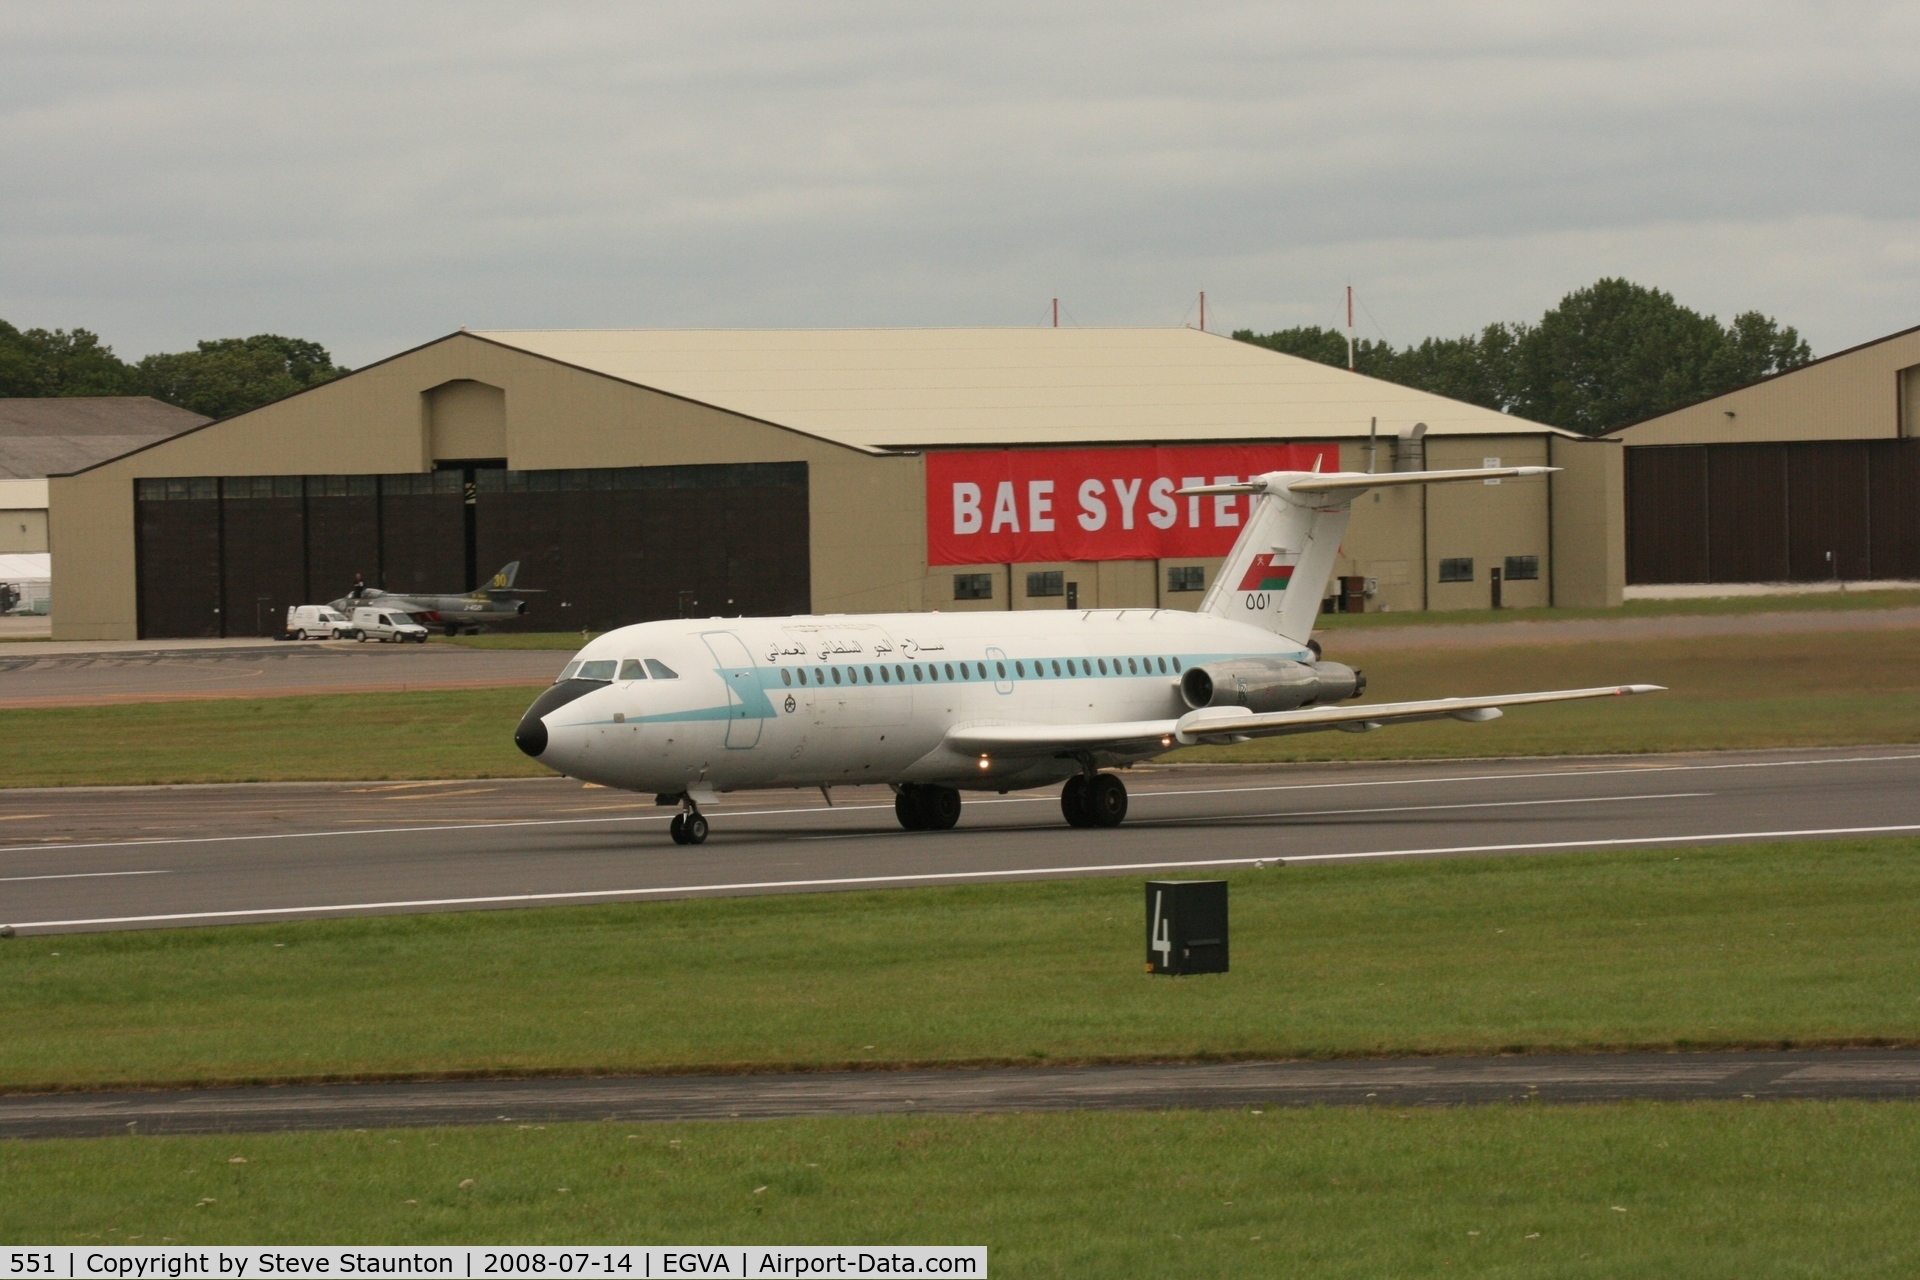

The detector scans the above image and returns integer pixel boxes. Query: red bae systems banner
[926,443,1336,565]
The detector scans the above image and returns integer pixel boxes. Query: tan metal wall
[1549,436,1625,607]
[50,334,926,639]
[1618,327,1920,446]
[0,508,47,555]
[1423,435,1553,611]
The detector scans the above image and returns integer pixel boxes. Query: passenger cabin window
[895,665,905,682]
[1052,660,1062,676]
[976,662,987,679]
[619,659,648,680]
[781,669,793,686]
[644,659,679,679]
[1016,661,1026,677]
[996,661,1007,678]
[1098,659,1109,675]
[944,664,955,680]
[576,660,618,682]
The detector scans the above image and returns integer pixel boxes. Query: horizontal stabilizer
[1175,466,1556,498]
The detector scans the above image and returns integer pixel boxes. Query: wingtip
[1620,684,1666,694]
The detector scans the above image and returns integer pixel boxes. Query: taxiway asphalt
[3,1049,1916,1138]
[3,746,1917,935]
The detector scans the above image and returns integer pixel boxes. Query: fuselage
[520,609,1308,795]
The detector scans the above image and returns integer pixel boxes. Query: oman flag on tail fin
[1237,554,1295,592]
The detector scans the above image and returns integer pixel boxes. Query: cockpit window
[645,659,679,679]
[618,659,648,681]
[557,660,583,682]
[576,660,618,682]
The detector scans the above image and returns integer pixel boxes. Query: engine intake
[1180,657,1363,714]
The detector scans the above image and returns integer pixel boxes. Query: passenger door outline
[701,630,764,749]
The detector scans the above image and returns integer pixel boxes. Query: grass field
[429,589,1920,647]
[1312,585,1920,630]
[0,688,546,787]
[4,628,1916,786]
[433,632,600,650]
[6,1102,1920,1275]
[5,838,1918,1091]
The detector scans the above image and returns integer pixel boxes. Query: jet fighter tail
[1180,464,1556,646]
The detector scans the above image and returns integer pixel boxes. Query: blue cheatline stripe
[572,650,1312,726]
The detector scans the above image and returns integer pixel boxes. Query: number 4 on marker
[1151,891,1172,969]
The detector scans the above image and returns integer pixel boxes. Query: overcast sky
[3,2,1915,367]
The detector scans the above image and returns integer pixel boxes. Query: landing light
[978,756,991,770]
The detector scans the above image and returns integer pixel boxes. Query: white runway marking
[795,791,1714,842]
[0,869,171,883]
[10,822,1920,931]
[1150,791,1713,824]
[1,752,1912,859]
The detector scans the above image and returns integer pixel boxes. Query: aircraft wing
[940,684,1661,758]
[1172,684,1664,743]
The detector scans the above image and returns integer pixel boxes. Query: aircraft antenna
[1346,285,1355,370]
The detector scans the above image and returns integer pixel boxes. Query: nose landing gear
[894,783,963,831]
[1061,771,1128,828]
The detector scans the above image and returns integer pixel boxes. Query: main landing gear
[894,783,962,831]
[668,796,709,846]
[1061,772,1128,828]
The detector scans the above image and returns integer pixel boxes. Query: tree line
[1233,278,1813,436]
[0,321,344,420]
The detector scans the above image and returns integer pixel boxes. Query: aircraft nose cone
[514,711,548,758]
[513,677,605,760]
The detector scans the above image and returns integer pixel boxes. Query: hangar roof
[0,397,210,480]
[474,327,1565,453]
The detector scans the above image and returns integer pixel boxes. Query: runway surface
[3,1049,1915,1138]
[0,640,561,706]
[3,746,1918,934]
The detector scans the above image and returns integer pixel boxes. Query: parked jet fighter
[514,465,1660,843]
[330,562,540,636]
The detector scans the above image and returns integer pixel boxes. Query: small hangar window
[1167,566,1205,593]
[1026,571,1064,597]
[1438,558,1475,583]
[1505,555,1540,581]
[953,573,994,600]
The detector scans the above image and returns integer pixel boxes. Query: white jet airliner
[513,464,1660,844]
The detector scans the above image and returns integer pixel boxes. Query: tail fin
[1186,465,1556,646]
[486,561,521,591]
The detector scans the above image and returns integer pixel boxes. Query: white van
[350,606,430,643]
[285,605,356,640]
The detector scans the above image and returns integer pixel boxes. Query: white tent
[0,551,50,613]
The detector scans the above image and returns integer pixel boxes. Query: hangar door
[1625,440,1920,585]
[134,462,810,637]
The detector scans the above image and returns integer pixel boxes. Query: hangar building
[1615,323,1920,585]
[48,328,1623,640]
